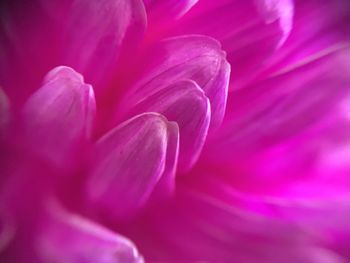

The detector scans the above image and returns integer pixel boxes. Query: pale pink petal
[130,80,210,172]
[87,113,179,219]
[21,66,96,168]
[169,0,294,89]
[36,202,143,263]
[119,35,230,127]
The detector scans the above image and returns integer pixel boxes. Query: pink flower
[0,0,350,262]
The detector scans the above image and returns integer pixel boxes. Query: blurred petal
[36,202,143,263]
[121,35,230,127]
[0,0,62,106]
[63,0,147,88]
[125,186,343,263]
[195,176,350,261]
[87,113,179,219]
[131,80,210,172]
[144,0,198,28]
[22,66,96,168]
[0,0,147,105]
[170,0,294,89]
[207,46,350,196]
[0,209,15,254]
[0,88,10,138]
[265,0,350,74]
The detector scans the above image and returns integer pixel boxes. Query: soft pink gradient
[0,0,350,262]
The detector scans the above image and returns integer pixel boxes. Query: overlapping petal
[86,113,179,219]
[130,80,210,172]
[265,0,350,74]
[0,0,147,106]
[1,0,350,261]
[169,0,294,89]
[62,0,147,89]
[195,46,350,256]
[36,202,143,263]
[0,88,10,139]
[21,66,96,168]
[144,0,198,27]
[209,47,350,193]
[0,209,14,254]
[119,35,230,128]
[124,185,344,263]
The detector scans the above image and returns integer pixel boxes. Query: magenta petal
[0,0,147,103]
[0,88,10,138]
[206,47,350,197]
[22,66,96,167]
[144,0,198,28]
[0,209,14,254]
[123,35,230,127]
[63,0,147,88]
[145,0,198,18]
[150,119,179,200]
[128,187,341,263]
[87,113,179,219]
[36,202,143,263]
[265,0,350,73]
[132,80,210,172]
[172,0,294,89]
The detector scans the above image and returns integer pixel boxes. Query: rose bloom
[1,0,350,262]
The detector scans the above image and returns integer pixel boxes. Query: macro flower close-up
[1,0,350,262]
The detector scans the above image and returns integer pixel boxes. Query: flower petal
[131,80,210,172]
[206,47,350,197]
[0,88,10,139]
[87,113,179,219]
[63,0,147,88]
[0,0,147,106]
[124,186,342,262]
[36,202,143,263]
[120,35,230,128]
[170,0,294,89]
[265,0,350,74]
[144,0,198,28]
[0,209,15,254]
[21,66,96,168]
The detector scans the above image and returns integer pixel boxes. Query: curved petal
[86,113,179,219]
[120,35,230,128]
[36,202,143,263]
[192,176,350,262]
[150,119,179,200]
[144,0,198,29]
[205,47,350,197]
[62,0,147,88]
[0,0,147,106]
[21,66,96,168]
[123,185,343,262]
[264,0,350,75]
[169,0,294,90]
[131,80,210,172]
[0,88,10,139]
[0,209,15,254]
